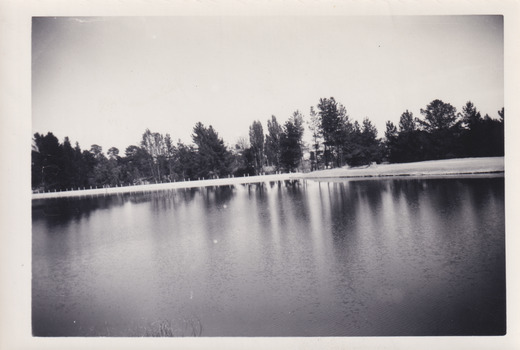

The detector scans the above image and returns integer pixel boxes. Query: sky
[32,16,504,153]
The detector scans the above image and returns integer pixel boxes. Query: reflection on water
[32,177,505,336]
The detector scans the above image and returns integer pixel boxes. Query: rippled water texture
[32,177,505,336]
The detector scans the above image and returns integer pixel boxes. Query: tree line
[31,114,304,191]
[384,100,504,163]
[32,97,504,191]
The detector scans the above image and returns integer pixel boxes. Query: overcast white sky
[32,16,503,153]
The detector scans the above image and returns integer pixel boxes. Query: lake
[32,176,505,336]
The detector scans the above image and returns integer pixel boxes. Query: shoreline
[31,173,301,200]
[32,157,504,200]
[304,171,504,182]
[303,156,504,180]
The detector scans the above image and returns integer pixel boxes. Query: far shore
[32,157,504,200]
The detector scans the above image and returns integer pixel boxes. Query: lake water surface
[32,176,505,336]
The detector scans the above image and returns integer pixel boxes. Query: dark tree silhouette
[307,106,323,170]
[249,120,265,175]
[280,111,304,172]
[419,99,458,132]
[192,122,232,179]
[316,97,351,167]
[265,115,283,170]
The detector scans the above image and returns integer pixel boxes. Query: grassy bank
[303,157,504,180]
